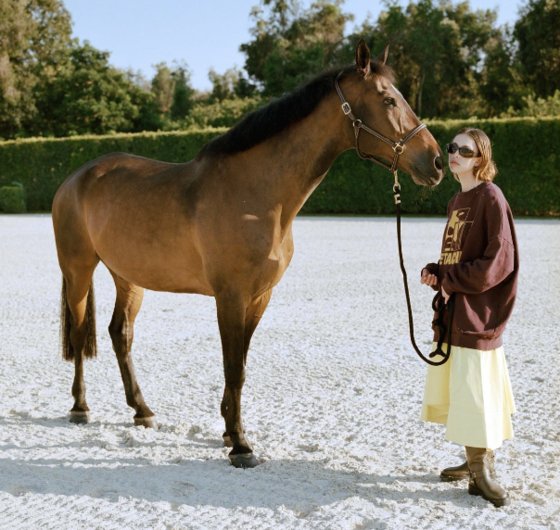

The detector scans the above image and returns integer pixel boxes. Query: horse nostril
[434,155,443,171]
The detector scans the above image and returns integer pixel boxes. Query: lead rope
[393,171,452,366]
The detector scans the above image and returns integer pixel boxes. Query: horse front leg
[222,289,272,449]
[216,289,260,468]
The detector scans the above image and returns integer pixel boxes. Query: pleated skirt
[421,343,516,450]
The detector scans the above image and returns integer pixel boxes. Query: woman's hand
[421,269,438,288]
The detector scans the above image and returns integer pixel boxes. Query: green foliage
[351,0,502,118]
[501,90,560,118]
[170,66,195,120]
[514,0,560,98]
[149,62,195,122]
[208,68,256,101]
[0,2,197,139]
[3,0,560,140]
[187,97,263,128]
[0,184,26,213]
[0,0,72,138]
[151,63,175,114]
[0,118,558,216]
[478,26,526,116]
[30,42,153,136]
[241,0,352,95]
[239,0,559,119]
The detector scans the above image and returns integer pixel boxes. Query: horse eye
[384,97,396,106]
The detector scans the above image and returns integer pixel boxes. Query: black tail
[60,279,97,362]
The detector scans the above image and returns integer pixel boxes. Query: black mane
[197,61,395,159]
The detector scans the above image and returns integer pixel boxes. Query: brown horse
[52,41,443,468]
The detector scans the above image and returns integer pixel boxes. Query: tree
[479,27,526,116]
[0,0,72,138]
[170,65,195,120]
[241,0,300,89]
[346,0,499,118]
[31,42,151,136]
[208,68,236,102]
[241,0,352,95]
[151,62,176,115]
[241,0,504,117]
[150,62,195,122]
[208,67,256,101]
[514,0,560,98]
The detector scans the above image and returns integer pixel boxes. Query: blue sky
[63,0,523,91]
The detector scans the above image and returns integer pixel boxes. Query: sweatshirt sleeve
[441,193,516,295]
[441,236,515,295]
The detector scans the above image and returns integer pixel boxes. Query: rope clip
[393,171,401,205]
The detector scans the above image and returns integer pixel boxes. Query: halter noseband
[334,71,427,177]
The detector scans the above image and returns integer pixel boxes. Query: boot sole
[468,484,510,507]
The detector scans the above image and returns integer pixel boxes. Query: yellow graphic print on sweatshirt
[439,208,472,265]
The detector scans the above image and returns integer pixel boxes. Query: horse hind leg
[108,273,156,428]
[61,263,99,424]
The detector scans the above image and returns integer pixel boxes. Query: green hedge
[0,118,558,215]
[0,130,220,212]
[0,184,26,213]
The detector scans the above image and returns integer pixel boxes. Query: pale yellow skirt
[421,343,516,450]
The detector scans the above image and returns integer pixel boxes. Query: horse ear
[355,39,371,77]
[379,45,390,65]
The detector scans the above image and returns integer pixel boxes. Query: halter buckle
[341,102,352,115]
[393,143,404,155]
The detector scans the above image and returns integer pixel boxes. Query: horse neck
[248,92,353,220]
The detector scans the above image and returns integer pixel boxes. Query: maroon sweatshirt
[423,182,519,350]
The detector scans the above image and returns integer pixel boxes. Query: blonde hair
[456,127,497,181]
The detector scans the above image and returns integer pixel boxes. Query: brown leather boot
[440,460,469,481]
[440,451,496,482]
[466,447,509,507]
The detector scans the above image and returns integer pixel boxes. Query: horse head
[337,40,444,187]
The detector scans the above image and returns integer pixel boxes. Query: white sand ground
[0,214,558,530]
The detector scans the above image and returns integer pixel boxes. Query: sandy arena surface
[0,214,558,529]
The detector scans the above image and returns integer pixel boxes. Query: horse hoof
[134,416,158,429]
[229,452,259,468]
[69,410,89,424]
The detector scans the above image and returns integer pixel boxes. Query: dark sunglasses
[446,142,478,158]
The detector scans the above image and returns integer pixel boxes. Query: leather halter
[335,70,451,366]
[334,71,427,174]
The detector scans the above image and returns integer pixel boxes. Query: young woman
[419,127,518,507]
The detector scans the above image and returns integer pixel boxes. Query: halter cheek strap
[334,71,427,176]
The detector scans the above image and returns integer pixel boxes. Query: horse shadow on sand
[0,415,474,512]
